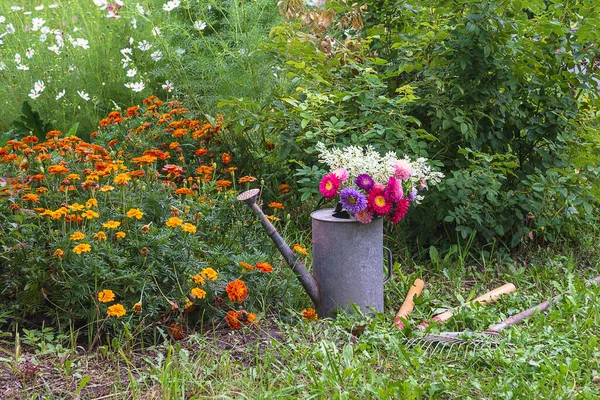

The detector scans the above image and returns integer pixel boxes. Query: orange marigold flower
[166,217,183,227]
[70,231,86,241]
[132,302,142,313]
[181,223,197,233]
[302,308,318,321]
[293,244,308,255]
[126,106,140,117]
[174,187,194,196]
[226,167,238,173]
[114,173,131,186]
[192,275,205,285]
[31,174,45,181]
[132,155,157,165]
[100,185,115,192]
[201,267,218,281]
[173,128,188,138]
[102,220,121,229]
[67,174,81,181]
[94,231,107,241]
[22,193,39,202]
[82,210,100,219]
[195,165,214,176]
[107,139,119,147]
[221,153,232,165]
[48,164,70,175]
[73,243,91,254]
[226,311,242,330]
[268,202,284,210]
[46,130,62,138]
[216,180,232,188]
[255,262,273,273]
[168,321,185,340]
[226,279,247,302]
[279,183,290,194]
[238,176,257,184]
[190,287,206,299]
[116,231,126,239]
[53,248,64,259]
[239,261,254,270]
[36,187,49,194]
[195,148,208,157]
[169,141,180,150]
[98,289,115,303]
[22,135,39,144]
[107,304,126,318]
[126,208,144,219]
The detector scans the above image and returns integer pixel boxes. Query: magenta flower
[390,199,410,224]
[385,176,403,202]
[319,173,341,199]
[393,159,412,180]
[340,187,367,214]
[354,209,373,224]
[332,168,348,182]
[355,174,374,191]
[367,187,392,216]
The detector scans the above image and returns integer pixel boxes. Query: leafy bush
[0,96,300,342]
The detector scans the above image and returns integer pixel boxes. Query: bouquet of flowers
[316,142,444,224]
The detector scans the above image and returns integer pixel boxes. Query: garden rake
[407,276,600,357]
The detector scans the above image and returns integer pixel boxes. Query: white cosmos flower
[137,40,151,51]
[151,50,163,61]
[6,24,15,34]
[56,89,65,100]
[34,80,45,92]
[131,81,145,92]
[130,18,137,28]
[0,16,5,24]
[35,5,44,11]
[14,53,21,63]
[175,48,185,55]
[26,48,34,59]
[152,27,161,37]
[162,80,174,92]
[124,82,133,89]
[11,6,23,11]
[31,18,45,31]
[73,38,90,49]
[41,26,50,34]
[93,0,108,10]
[49,4,59,9]
[194,20,206,31]
[162,1,180,12]
[120,47,132,55]
[0,62,5,70]
[29,89,41,99]
[136,3,146,15]
[56,35,64,47]
[126,69,137,77]
[39,33,48,42]
[48,44,61,55]
[78,90,90,101]
[24,12,33,16]
[17,64,29,70]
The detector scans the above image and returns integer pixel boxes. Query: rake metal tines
[406,332,508,358]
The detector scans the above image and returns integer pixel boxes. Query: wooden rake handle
[417,283,516,330]
[394,279,425,330]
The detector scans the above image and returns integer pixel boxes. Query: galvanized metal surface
[311,209,386,318]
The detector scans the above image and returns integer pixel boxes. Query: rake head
[406,332,510,358]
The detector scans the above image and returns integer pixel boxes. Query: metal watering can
[238,189,392,318]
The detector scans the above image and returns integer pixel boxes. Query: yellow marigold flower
[103,220,121,229]
[132,302,142,313]
[94,231,107,241]
[192,274,205,285]
[98,289,115,303]
[166,217,183,227]
[268,202,284,210]
[190,287,206,299]
[100,185,115,192]
[126,208,144,219]
[81,210,100,219]
[69,203,85,212]
[107,304,126,317]
[201,267,218,281]
[70,231,86,241]
[53,248,64,259]
[239,261,254,270]
[86,198,98,208]
[67,174,81,181]
[293,244,308,255]
[265,214,280,222]
[114,173,131,185]
[302,308,318,321]
[73,243,91,254]
[116,231,126,239]
[181,223,197,233]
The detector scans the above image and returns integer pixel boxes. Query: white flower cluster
[316,142,398,184]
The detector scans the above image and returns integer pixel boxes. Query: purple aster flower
[407,187,418,202]
[355,174,374,191]
[340,187,367,214]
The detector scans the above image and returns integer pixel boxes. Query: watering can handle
[384,246,393,284]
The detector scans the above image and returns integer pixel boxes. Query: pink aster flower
[319,173,340,199]
[385,176,403,202]
[367,187,392,215]
[332,168,348,182]
[390,198,410,224]
[394,159,412,180]
[354,209,373,224]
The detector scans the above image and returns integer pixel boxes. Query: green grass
[2,247,599,399]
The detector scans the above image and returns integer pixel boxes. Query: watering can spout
[237,189,320,307]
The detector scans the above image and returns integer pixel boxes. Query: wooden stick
[394,279,425,329]
[417,283,516,330]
